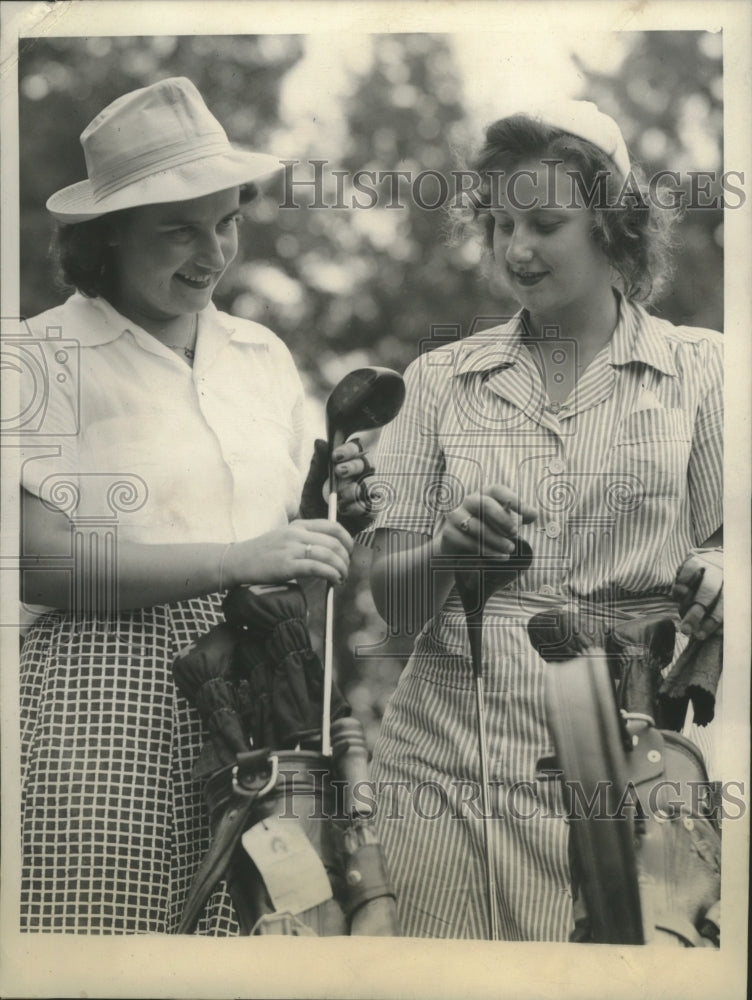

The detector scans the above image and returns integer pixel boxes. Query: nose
[504,225,534,266]
[196,228,233,271]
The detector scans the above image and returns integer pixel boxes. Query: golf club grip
[465,612,484,680]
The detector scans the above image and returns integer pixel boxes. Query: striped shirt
[364,294,723,940]
[367,294,723,605]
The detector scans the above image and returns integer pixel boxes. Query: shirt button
[548,458,566,474]
[538,584,558,596]
[545,521,562,539]
[547,402,562,415]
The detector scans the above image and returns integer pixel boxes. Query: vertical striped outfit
[365,294,723,940]
[19,293,306,933]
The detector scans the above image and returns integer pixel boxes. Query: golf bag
[529,608,721,947]
[173,583,400,936]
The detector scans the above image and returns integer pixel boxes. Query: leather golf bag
[529,608,721,947]
[173,583,399,937]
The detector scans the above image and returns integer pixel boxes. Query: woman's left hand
[299,430,378,528]
[672,548,723,640]
[330,431,378,517]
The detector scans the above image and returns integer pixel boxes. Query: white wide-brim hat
[46,76,284,223]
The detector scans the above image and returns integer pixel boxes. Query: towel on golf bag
[658,633,723,728]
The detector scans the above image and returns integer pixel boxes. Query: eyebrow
[491,206,569,216]
[158,207,241,226]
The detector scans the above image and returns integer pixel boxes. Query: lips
[175,272,214,289]
[511,269,548,287]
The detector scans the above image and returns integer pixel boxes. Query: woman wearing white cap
[364,101,723,939]
[19,77,370,934]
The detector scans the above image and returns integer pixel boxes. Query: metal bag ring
[232,753,279,798]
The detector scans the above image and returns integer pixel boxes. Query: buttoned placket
[472,351,563,596]
[190,317,247,540]
[480,339,630,599]
[124,316,244,537]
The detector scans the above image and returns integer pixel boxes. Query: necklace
[165,314,198,363]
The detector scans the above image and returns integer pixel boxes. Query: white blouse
[19,293,306,545]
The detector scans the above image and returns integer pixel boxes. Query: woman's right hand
[224,519,354,589]
[438,484,537,558]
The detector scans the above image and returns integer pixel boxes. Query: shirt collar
[451,311,527,376]
[62,292,132,347]
[450,296,678,379]
[62,293,269,349]
[608,295,677,376]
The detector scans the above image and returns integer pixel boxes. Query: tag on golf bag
[241,816,333,915]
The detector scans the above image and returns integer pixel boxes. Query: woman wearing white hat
[19,77,370,934]
[363,101,723,940]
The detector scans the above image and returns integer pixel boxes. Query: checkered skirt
[20,594,240,935]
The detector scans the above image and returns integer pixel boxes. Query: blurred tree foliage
[17,31,723,748]
[573,30,724,330]
[18,35,305,317]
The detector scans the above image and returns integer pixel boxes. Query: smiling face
[108,187,242,334]
[490,160,613,326]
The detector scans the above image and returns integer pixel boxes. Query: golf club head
[454,538,533,619]
[527,606,593,662]
[325,367,406,451]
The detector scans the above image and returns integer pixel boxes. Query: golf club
[454,538,533,940]
[322,367,406,756]
[325,367,407,458]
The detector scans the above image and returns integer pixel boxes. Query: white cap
[522,99,630,177]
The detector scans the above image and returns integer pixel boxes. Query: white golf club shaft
[463,606,500,941]
[474,667,499,941]
[321,488,338,757]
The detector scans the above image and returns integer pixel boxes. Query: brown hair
[463,114,678,304]
[51,183,258,300]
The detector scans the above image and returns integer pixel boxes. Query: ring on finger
[347,438,375,477]
[459,515,472,533]
[705,610,723,629]
[689,599,711,613]
[304,543,312,560]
